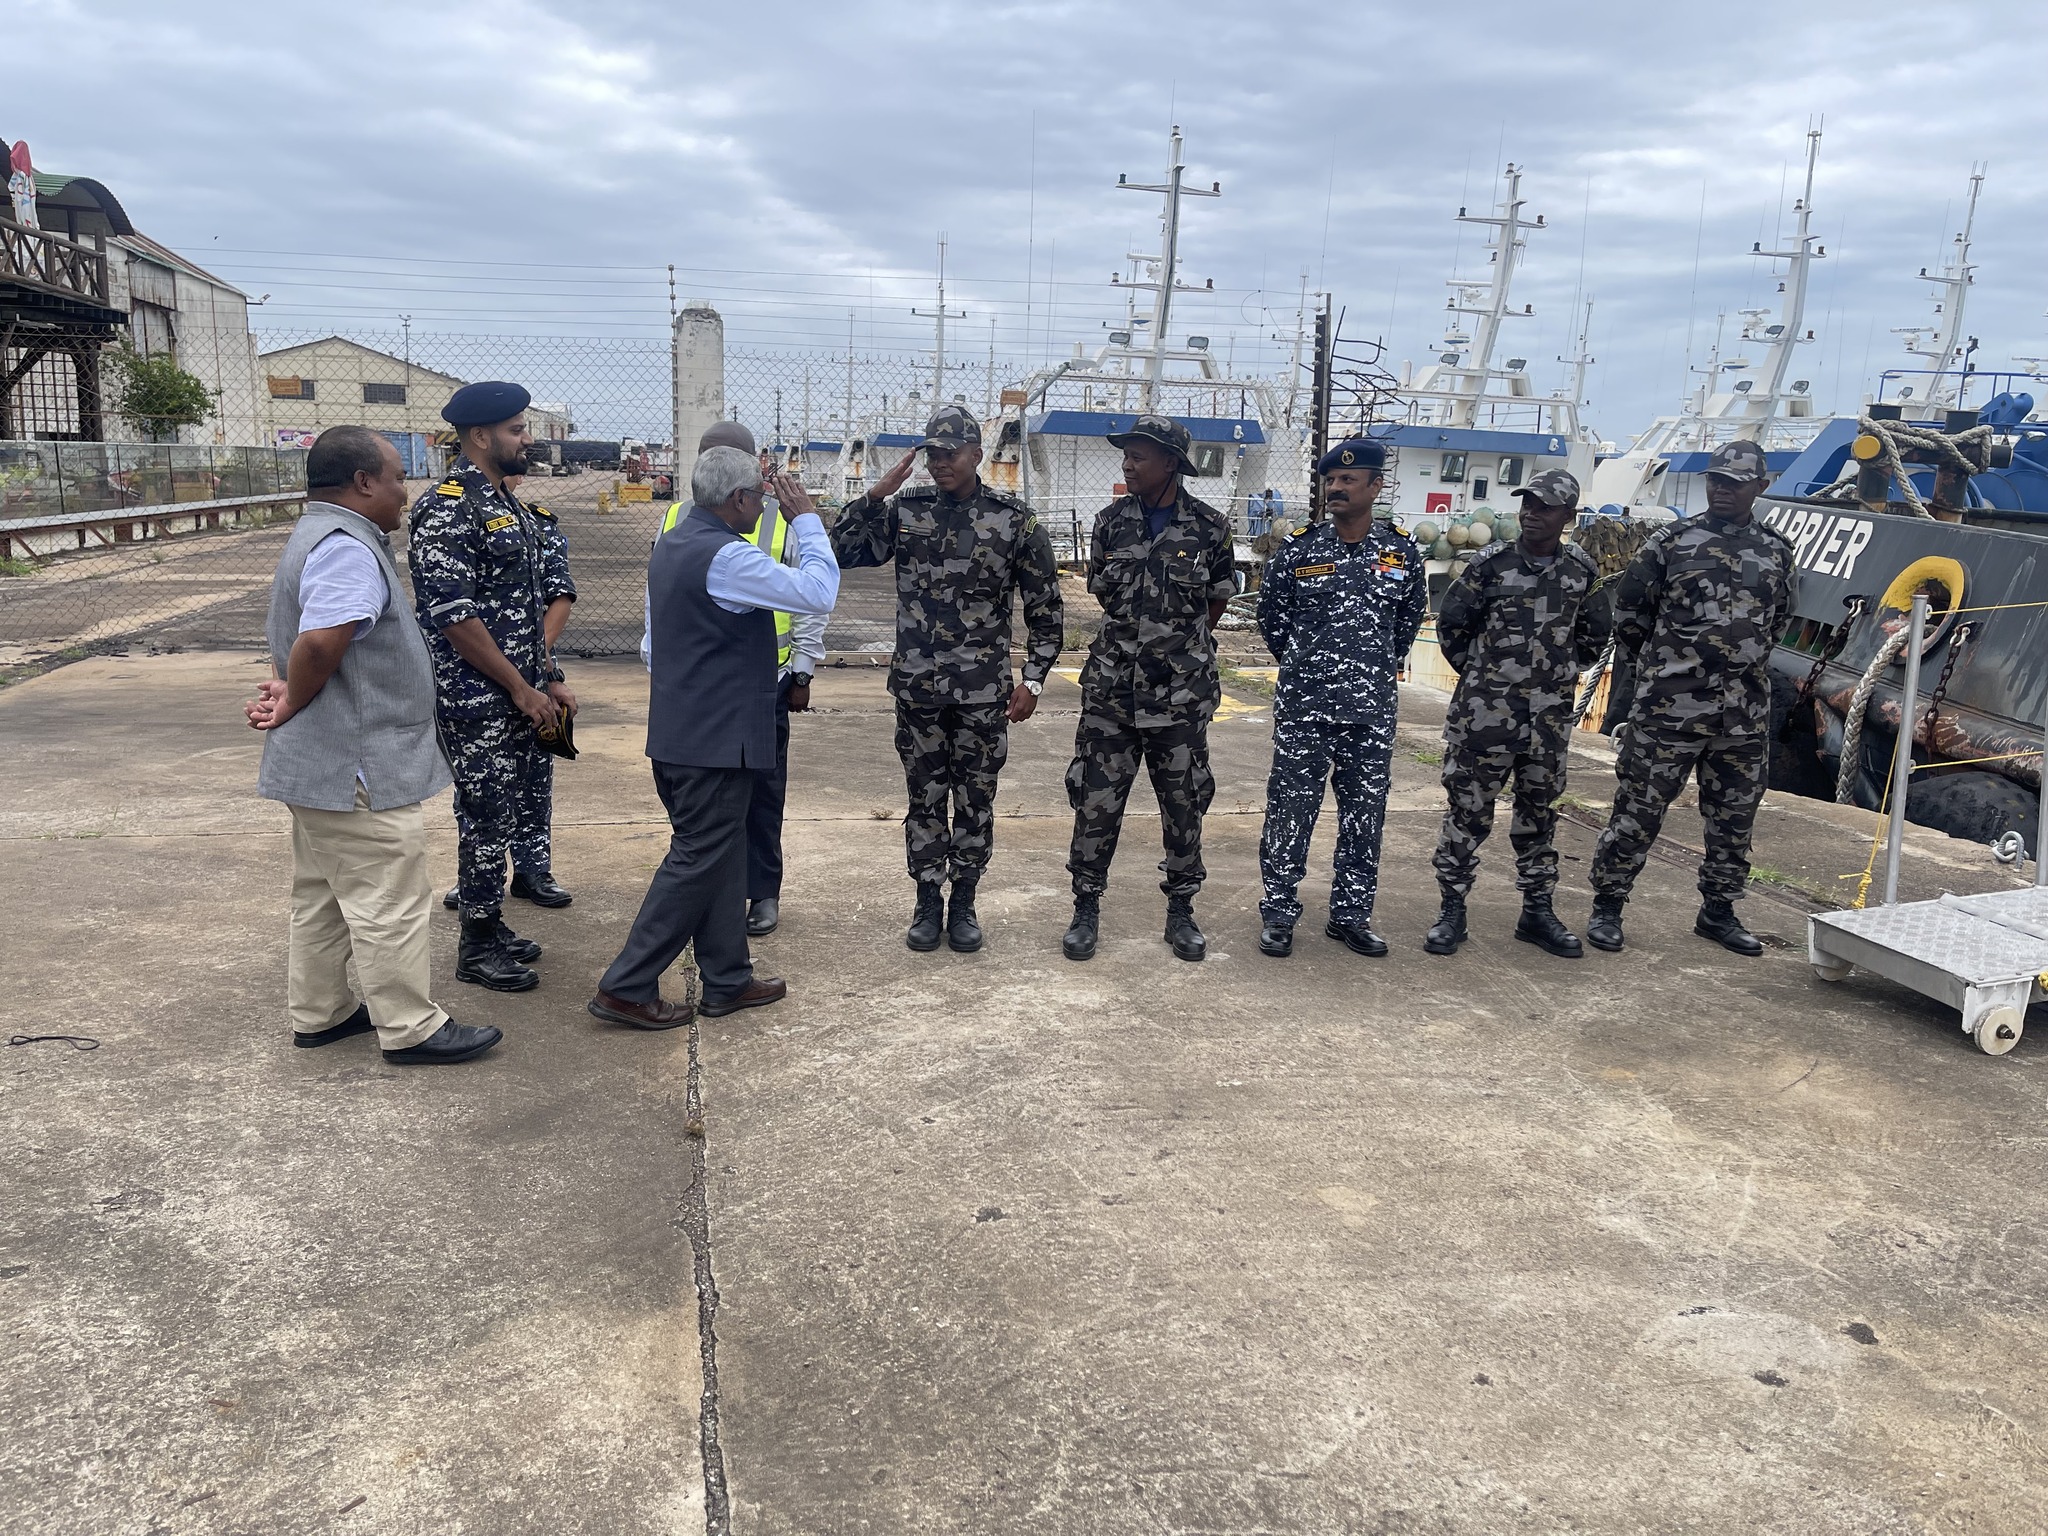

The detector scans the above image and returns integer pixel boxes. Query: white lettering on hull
[1762,505,1875,581]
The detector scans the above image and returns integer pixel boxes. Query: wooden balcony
[0,215,123,325]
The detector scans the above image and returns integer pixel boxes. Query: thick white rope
[1835,623,1914,803]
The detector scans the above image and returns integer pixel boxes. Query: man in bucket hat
[1061,413,1237,964]
[1585,439,1796,955]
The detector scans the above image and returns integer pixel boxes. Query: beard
[497,445,530,475]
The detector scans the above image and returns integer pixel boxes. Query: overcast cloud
[11,0,2046,439]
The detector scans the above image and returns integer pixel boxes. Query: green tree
[106,345,213,440]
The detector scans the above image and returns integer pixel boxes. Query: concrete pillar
[673,300,725,476]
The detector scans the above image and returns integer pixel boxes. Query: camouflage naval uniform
[1255,516,1427,928]
[1432,537,1608,898]
[831,476,1063,884]
[408,457,562,921]
[511,497,577,882]
[1066,485,1238,897]
[1589,496,1796,906]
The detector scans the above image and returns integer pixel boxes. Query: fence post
[2036,676,2048,887]
[1881,591,1930,906]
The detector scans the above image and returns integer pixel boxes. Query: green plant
[0,556,35,578]
[1218,663,1275,700]
[1411,747,1444,766]
[106,344,213,439]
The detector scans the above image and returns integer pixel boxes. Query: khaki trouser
[288,786,446,1050]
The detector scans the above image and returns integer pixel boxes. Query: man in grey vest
[245,427,502,1064]
[589,447,840,1030]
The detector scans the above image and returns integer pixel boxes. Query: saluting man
[832,405,1063,953]
[1062,414,1237,964]
[409,381,576,993]
[1426,467,1609,958]
[1253,437,1426,960]
[1586,439,1797,955]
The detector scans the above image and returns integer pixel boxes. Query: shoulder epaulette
[434,479,465,498]
[982,486,1028,512]
[530,502,556,521]
[1562,542,1601,572]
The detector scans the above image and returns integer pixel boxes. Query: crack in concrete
[678,1010,732,1536]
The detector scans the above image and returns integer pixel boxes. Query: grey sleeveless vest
[257,503,452,811]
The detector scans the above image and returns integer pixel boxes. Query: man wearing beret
[1586,438,1796,955]
[833,405,1063,954]
[1062,414,1237,964]
[1425,467,1608,958]
[1253,437,1426,959]
[408,381,578,992]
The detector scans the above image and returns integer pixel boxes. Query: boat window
[1499,456,1525,487]
[1441,452,1467,483]
[1472,476,1490,499]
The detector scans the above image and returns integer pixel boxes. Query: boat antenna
[1116,125,1220,410]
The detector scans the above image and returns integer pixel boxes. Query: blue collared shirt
[641,508,841,669]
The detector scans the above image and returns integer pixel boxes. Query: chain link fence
[2,326,1311,663]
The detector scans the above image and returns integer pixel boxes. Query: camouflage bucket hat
[919,405,982,453]
[1705,439,1770,485]
[1106,412,1195,470]
[1512,467,1581,508]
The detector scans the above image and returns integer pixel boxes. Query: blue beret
[1316,437,1387,476]
[442,380,531,428]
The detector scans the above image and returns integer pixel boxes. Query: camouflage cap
[919,405,983,453]
[1106,412,1195,470]
[1512,467,1581,508]
[1705,439,1770,485]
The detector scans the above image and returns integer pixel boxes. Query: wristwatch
[1022,677,1045,697]
[790,671,814,688]
[543,662,566,685]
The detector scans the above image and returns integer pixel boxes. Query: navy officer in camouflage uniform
[409,381,576,993]
[1425,467,1608,959]
[831,405,1063,954]
[1062,414,1238,964]
[1587,439,1797,955]
[1254,437,1426,959]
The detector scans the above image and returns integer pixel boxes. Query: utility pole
[1116,126,1220,410]
[1308,296,1333,523]
[844,309,856,441]
[911,233,966,407]
[400,314,413,440]
[986,315,997,417]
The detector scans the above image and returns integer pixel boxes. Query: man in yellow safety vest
[643,421,827,938]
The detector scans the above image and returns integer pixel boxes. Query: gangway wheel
[1973,1006,2024,1057]
[1811,957,1853,982]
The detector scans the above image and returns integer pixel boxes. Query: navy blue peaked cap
[442,380,532,427]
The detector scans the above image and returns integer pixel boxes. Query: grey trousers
[599,761,754,1006]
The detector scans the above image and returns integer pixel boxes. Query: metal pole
[1882,591,1930,905]
[2036,675,2048,886]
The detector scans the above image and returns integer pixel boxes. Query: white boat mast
[911,233,966,409]
[1893,165,1984,411]
[1437,163,1541,427]
[1115,126,1221,411]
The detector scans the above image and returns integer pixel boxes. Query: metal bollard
[1881,591,1930,906]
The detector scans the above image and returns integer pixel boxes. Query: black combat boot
[1514,892,1583,958]
[1062,892,1101,962]
[1423,887,1468,955]
[1695,899,1764,956]
[906,881,946,952]
[1164,894,1206,962]
[456,914,539,992]
[1586,894,1627,953]
[1258,922,1294,958]
[946,877,984,953]
[492,914,542,963]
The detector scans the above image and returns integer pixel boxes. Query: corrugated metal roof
[256,335,468,386]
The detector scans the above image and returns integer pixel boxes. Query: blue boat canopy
[1027,410,1266,446]
[803,440,842,453]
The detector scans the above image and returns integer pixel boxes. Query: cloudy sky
[12,0,2047,441]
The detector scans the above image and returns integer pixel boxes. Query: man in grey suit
[246,426,501,1064]
[589,446,840,1030]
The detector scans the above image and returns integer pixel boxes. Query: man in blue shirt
[589,447,840,1031]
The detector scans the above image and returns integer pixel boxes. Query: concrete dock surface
[4,653,2045,1534]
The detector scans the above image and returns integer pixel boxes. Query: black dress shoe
[510,870,573,908]
[493,915,541,963]
[746,897,780,937]
[382,1017,503,1065]
[294,1002,374,1049]
[1258,923,1294,958]
[698,977,788,1017]
[1325,918,1389,957]
[443,885,460,910]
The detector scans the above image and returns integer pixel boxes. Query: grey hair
[691,445,762,509]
